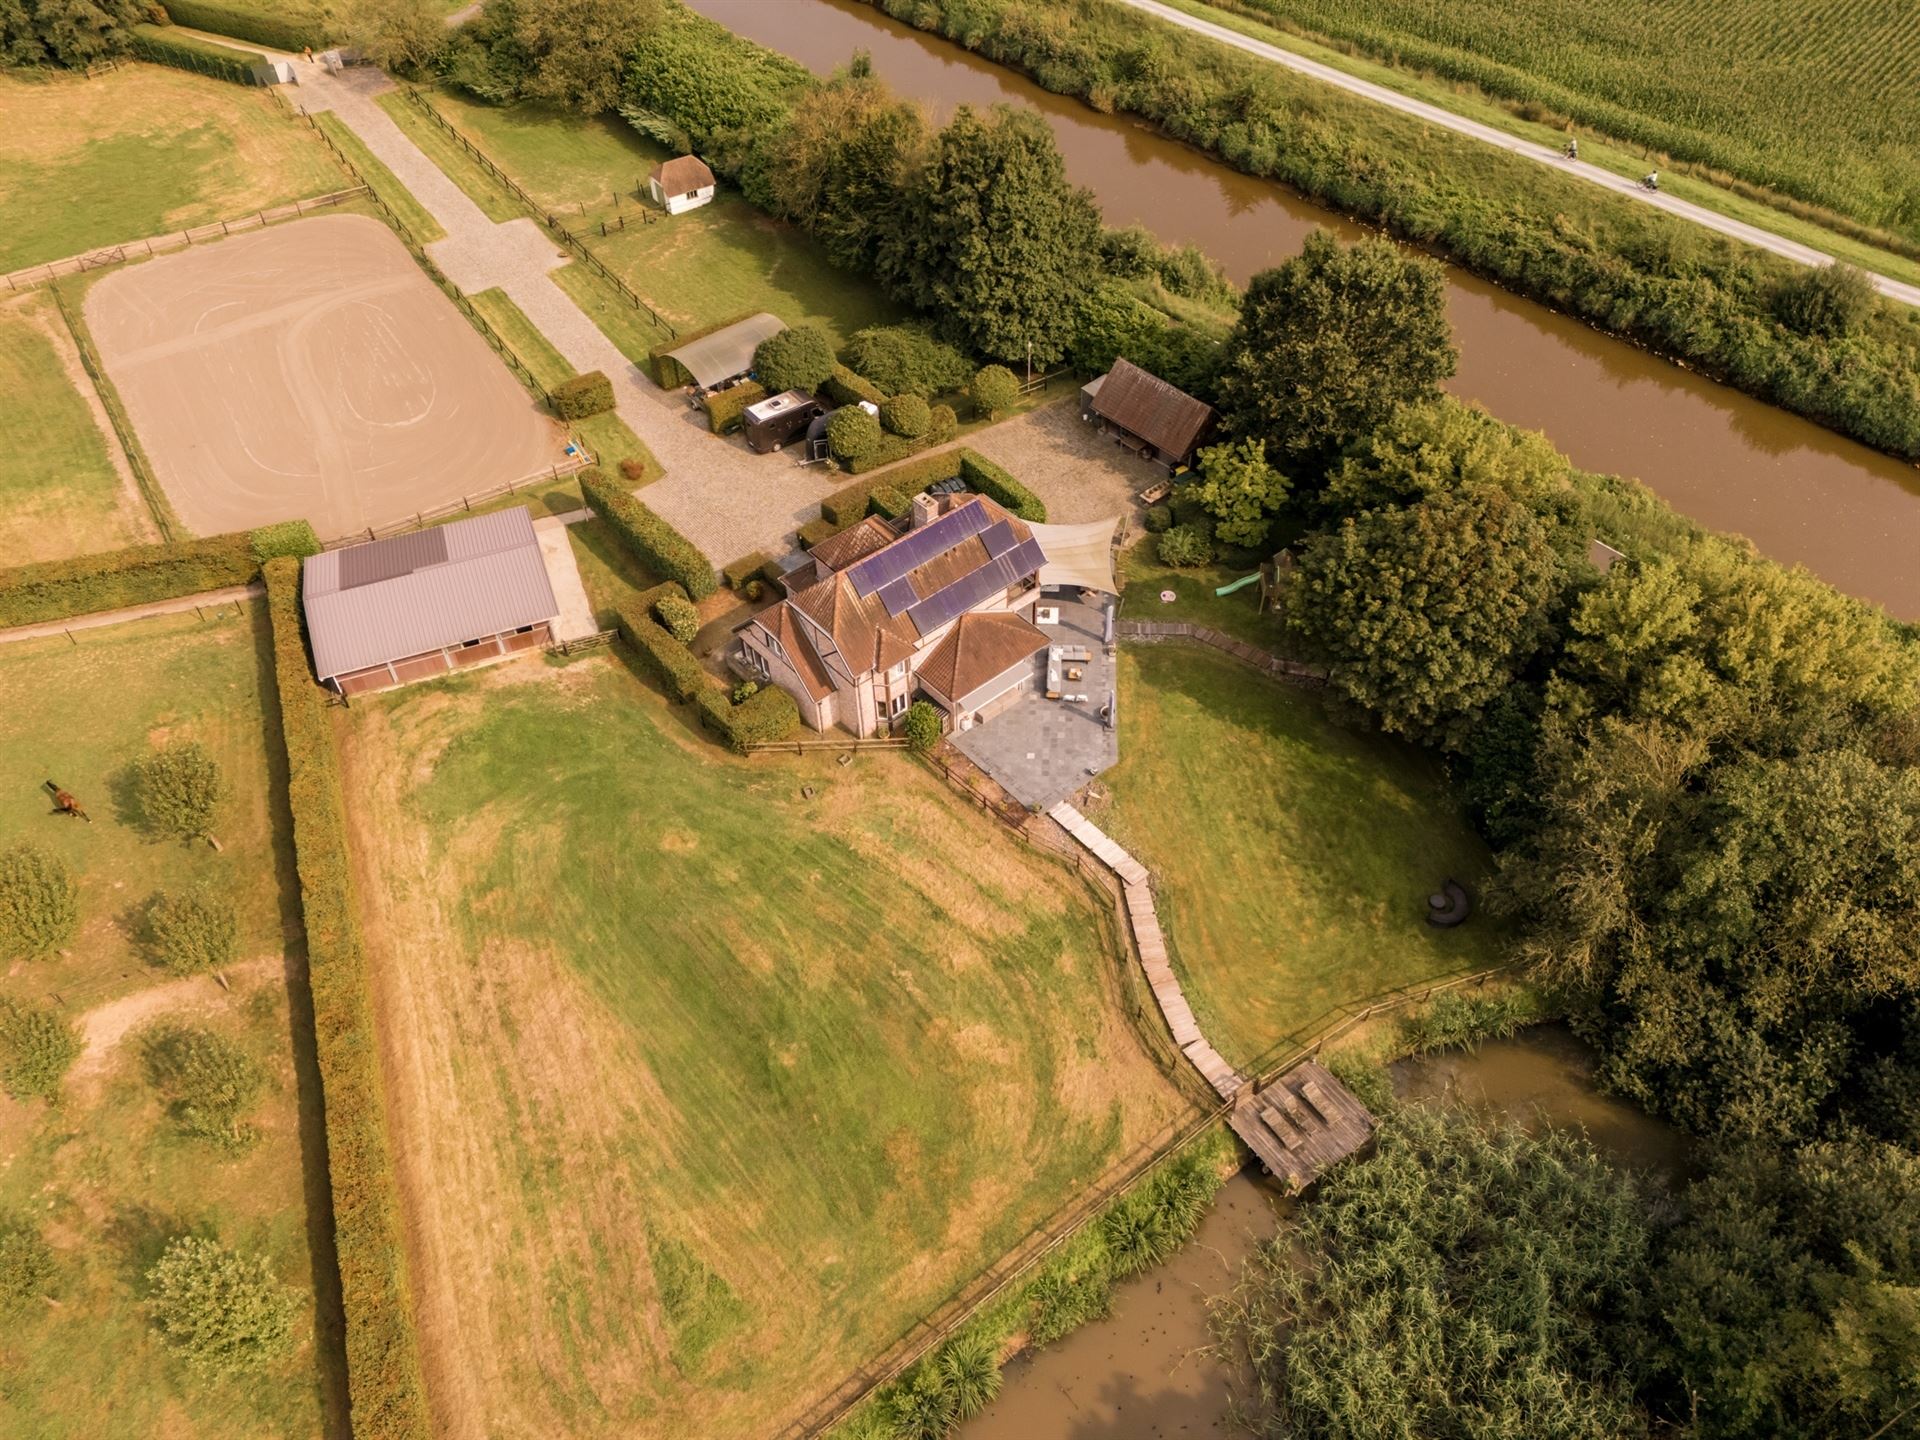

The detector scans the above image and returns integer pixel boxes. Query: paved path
[1118,0,1920,310]
[533,515,597,641]
[279,57,841,565]
[0,584,262,647]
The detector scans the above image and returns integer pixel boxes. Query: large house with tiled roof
[734,493,1062,737]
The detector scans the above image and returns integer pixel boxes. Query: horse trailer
[744,390,825,454]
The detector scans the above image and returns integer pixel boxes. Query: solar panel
[905,537,1046,636]
[847,502,993,597]
[338,528,448,590]
[876,576,917,616]
[978,519,1016,560]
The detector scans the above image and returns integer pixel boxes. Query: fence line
[742,735,910,754]
[45,284,176,541]
[3,188,367,293]
[548,629,616,656]
[397,86,678,340]
[319,455,597,549]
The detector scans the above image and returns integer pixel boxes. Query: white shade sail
[1031,516,1121,595]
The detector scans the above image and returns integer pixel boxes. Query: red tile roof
[916,612,1048,703]
[750,601,834,701]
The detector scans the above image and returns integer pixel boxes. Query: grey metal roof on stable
[301,507,559,681]
[661,312,786,389]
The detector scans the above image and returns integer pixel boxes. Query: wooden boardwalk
[1049,802,1244,1101]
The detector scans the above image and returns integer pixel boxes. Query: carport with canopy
[658,312,787,390]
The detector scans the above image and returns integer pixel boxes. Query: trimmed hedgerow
[161,0,328,50]
[259,558,430,1440]
[128,24,269,85]
[249,520,321,564]
[700,381,766,436]
[647,312,760,388]
[581,468,716,600]
[0,532,257,629]
[961,451,1046,522]
[721,551,775,589]
[797,517,843,549]
[695,684,798,752]
[869,487,911,521]
[550,371,615,421]
[613,583,705,702]
[822,364,888,409]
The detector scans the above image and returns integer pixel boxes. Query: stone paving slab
[534,515,596,642]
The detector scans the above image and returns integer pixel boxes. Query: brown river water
[685,0,1920,617]
[960,1026,1682,1438]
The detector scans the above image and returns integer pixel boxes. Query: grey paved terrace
[953,597,1119,809]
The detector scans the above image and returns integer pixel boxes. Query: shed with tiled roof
[1082,357,1216,470]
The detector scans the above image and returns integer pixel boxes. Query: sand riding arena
[85,212,565,540]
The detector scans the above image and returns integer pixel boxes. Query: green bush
[927,402,959,445]
[753,325,836,392]
[0,843,78,961]
[798,517,843,549]
[581,468,716,600]
[869,486,910,520]
[145,1235,298,1379]
[647,311,762,387]
[1099,1152,1218,1277]
[1399,988,1539,1055]
[260,558,431,1434]
[970,363,1019,419]
[248,520,320,564]
[128,24,269,85]
[842,325,973,398]
[731,679,758,704]
[1157,524,1215,567]
[136,740,223,841]
[695,684,799,751]
[0,531,258,628]
[0,1000,81,1102]
[960,451,1046,521]
[1143,503,1174,533]
[654,592,699,644]
[700,380,765,435]
[904,700,942,751]
[0,1217,54,1312]
[827,406,884,465]
[1025,1244,1113,1345]
[880,393,932,438]
[147,884,238,976]
[614,586,705,702]
[722,551,774,589]
[550,370,615,421]
[140,1020,265,1150]
[821,363,890,410]
[161,0,328,49]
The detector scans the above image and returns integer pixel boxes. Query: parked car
[744,390,825,454]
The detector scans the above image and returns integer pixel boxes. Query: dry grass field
[0,606,342,1438]
[0,64,339,274]
[339,655,1188,1438]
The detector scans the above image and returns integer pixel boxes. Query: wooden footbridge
[1048,801,1374,1190]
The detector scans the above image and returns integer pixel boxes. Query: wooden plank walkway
[1227,1060,1375,1193]
[1049,802,1243,1101]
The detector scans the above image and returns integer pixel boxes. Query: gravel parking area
[965,398,1168,523]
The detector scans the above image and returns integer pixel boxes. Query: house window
[892,694,908,716]
[890,661,905,679]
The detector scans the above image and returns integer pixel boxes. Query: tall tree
[1217,230,1456,476]
[340,0,443,73]
[1189,437,1288,548]
[903,104,1101,366]
[509,0,660,112]
[1288,485,1565,745]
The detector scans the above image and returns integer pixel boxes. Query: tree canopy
[753,325,835,394]
[145,1236,298,1379]
[1189,437,1289,548]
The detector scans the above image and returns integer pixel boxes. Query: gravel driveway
[964,399,1168,523]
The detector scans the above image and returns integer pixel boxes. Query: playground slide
[1214,573,1261,597]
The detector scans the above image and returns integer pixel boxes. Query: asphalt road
[1118,0,1920,310]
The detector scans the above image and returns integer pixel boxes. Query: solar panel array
[846,502,994,599]
[905,537,1046,636]
[338,527,449,590]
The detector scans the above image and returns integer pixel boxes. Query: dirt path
[0,583,262,646]
[1117,0,1920,309]
[68,954,283,1096]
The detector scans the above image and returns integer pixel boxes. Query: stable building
[647,154,717,214]
[1082,356,1217,471]
[301,507,559,696]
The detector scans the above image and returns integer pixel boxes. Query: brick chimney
[910,492,940,530]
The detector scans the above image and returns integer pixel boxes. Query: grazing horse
[43,779,91,823]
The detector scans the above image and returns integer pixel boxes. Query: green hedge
[797,517,842,549]
[721,551,774,589]
[259,559,430,1440]
[612,584,706,701]
[961,451,1046,522]
[701,380,766,435]
[550,371,614,421]
[251,519,322,564]
[696,684,798,751]
[0,531,263,629]
[128,23,269,84]
[869,486,910,520]
[580,468,716,600]
[822,364,889,409]
[647,312,758,388]
[161,0,328,50]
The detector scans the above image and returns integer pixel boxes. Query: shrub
[927,402,959,444]
[581,468,717,600]
[722,551,774,589]
[615,594,705,703]
[700,379,765,435]
[960,451,1046,521]
[0,531,258,629]
[0,1000,81,1102]
[798,517,842,549]
[1399,988,1539,1055]
[550,370,615,420]
[128,25,269,85]
[160,0,328,49]
[136,740,223,841]
[260,558,430,1432]
[1157,524,1215,567]
[827,407,884,464]
[695,683,798,751]
[1773,263,1877,338]
[1144,503,1174,533]
[145,1236,297,1379]
[148,884,237,976]
[140,1021,265,1149]
[904,699,942,751]
[821,363,889,409]
[731,679,758,704]
[970,363,1019,419]
[1100,1152,1217,1277]
[880,393,932,438]
[934,1328,1003,1421]
[842,325,973,398]
[1025,1245,1112,1344]
[0,843,78,960]
[753,325,836,393]
[248,520,320,564]
[0,1217,54,1312]
[742,578,765,602]
[618,456,649,482]
[654,592,699,643]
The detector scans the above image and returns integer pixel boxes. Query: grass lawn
[0,605,341,1437]
[311,111,444,244]
[339,657,1188,1438]
[0,63,339,273]
[0,291,155,563]
[1094,645,1507,1071]
[1118,535,1287,650]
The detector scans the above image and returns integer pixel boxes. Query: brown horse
[44,779,91,824]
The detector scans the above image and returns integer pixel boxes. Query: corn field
[1223,0,1920,241]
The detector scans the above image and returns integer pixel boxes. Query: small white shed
[648,155,717,215]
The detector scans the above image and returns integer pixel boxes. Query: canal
[684,0,1920,617]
